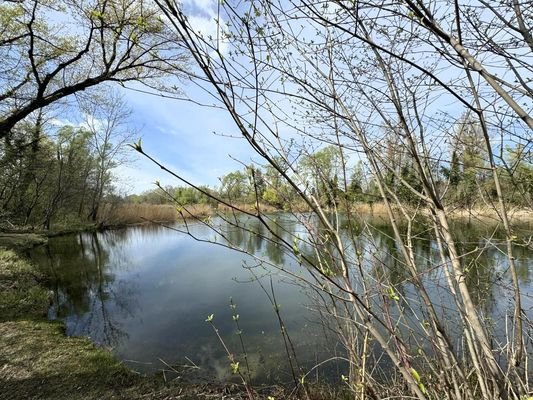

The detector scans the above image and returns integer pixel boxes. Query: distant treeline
[2,114,531,230]
[130,121,532,213]
[0,94,133,229]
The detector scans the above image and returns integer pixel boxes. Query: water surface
[29,214,533,383]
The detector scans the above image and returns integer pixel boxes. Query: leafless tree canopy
[134,1,533,399]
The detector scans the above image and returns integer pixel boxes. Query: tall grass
[101,202,285,225]
[100,201,533,227]
[102,203,177,224]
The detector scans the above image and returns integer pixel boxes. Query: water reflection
[28,215,533,384]
[29,219,329,383]
[33,232,138,347]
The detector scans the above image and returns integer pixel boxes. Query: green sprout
[387,287,400,302]
[230,361,240,374]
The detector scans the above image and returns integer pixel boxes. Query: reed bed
[102,203,216,225]
[217,202,279,214]
[101,203,181,224]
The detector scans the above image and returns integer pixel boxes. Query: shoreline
[0,248,338,400]
[1,203,531,251]
[2,204,530,399]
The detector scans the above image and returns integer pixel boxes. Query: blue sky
[43,0,255,195]
[112,0,255,195]
[108,0,531,195]
[114,84,254,194]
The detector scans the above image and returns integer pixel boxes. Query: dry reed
[217,202,279,214]
[101,202,281,225]
[100,203,181,224]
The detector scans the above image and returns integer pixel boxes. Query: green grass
[0,233,48,250]
[0,319,145,399]
[0,249,49,321]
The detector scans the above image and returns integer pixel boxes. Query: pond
[28,214,533,385]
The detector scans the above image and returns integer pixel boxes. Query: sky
[62,0,531,195]
[111,0,254,195]
[114,84,254,194]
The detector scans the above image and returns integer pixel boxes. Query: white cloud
[181,0,230,56]
[182,0,217,18]
[112,158,184,195]
[48,118,71,127]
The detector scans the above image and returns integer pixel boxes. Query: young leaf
[230,362,239,374]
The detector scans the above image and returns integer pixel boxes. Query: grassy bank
[0,248,160,399]
[0,250,49,321]
[0,233,48,250]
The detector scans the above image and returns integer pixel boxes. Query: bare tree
[80,90,134,222]
[132,0,532,398]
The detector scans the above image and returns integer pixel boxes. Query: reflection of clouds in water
[29,215,533,382]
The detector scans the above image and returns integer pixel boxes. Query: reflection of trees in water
[217,214,528,321]
[513,245,532,284]
[264,221,285,266]
[218,214,295,267]
[31,231,138,347]
[201,213,532,361]
[270,215,532,361]
[368,227,407,287]
[366,221,525,310]
[28,217,532,382]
